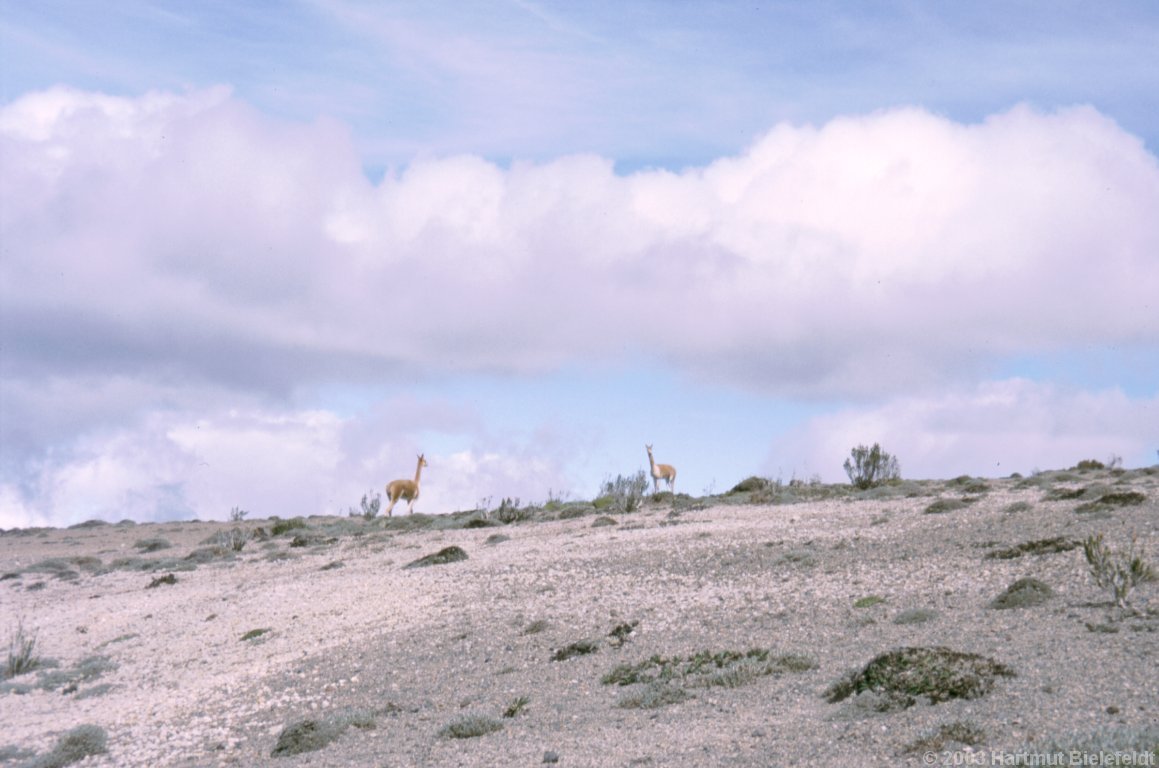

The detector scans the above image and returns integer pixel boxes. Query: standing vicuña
[645,444,676,494]
[385,454,428,516]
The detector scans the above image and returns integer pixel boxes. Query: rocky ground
[2,467,1157,767]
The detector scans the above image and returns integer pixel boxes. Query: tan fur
[645,444,676,494]
[385,453,428,516]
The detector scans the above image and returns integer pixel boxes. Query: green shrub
[4,619,39,679]
[924,498,968,515]
[598,472,650,514]
[1082,533,1156,611]
[438,715,503,739]
[843,444,900,490]
[825,646,1014,710]
[403,546,468,569]
[989,578,1053,610]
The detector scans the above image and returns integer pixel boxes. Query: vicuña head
[385,453,428,516]
[645,444,676,494]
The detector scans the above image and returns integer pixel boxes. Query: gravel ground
[2,468,1157,767]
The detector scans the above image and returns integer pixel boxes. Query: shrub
[989,578,1054,610]
[438,715,504,739]
[495,497,532,524]
[270,518,308,536]
[825,646,1014,710]
[358,492,381,520]
[924,498,968,515]
[598,472,650,514]
[1082,533,1156,611]
[1074,459,1106,471]
[5,618,39,679]
[984,537,1079,560]
[616,682,689,709]
[893,608,938,625]
[28,724,107,768]
[403,546,468,569]
[502,696,530,718]
[552,639,599,661]
[270,719,343,757]
[229,506,249,522]
[853,596,886,608]
[843,444,900,490]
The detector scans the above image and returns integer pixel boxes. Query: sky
[1,1,1157,527]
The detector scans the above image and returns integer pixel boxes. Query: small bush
[1074,459,1106,471]
[825,646,1014,710]
[729,476,770,494]
[984,537,1079,560]
[438,715,504,739]
[598,472,650,514]
[989,578,1054,610]
[27,724,107,768]
[924,498,968,515]
[270,518,308,536]
[1003,501,1033,514]
[145,573,177,589]
[356,492,381,520]
[403,546,468,569]
[893,608,938,625]
[495,497,532,524]
[270,719,343,757]
[843,443,900,490]
[1075,491,1147,514]
[241,628,271,641]
[133,537,172,553]
[5,619,39,679]
[1082,533,1156,611]
[552,640,599,661]
[502,696,530,718]
[853,596,886,609]
[616,682,689,709]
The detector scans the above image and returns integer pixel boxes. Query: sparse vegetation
[843,443,900,490]
[989,578,1054,610]
[853,595,886,608]
[241,628,271,641]
[351,492,381,520]
[270,517,308,536]
[552,639,599,661]
[495,497,533,524]
[26,724,107,768]
[596,471,650,514]
[825,646,1015,711]
[1082,532,1156,612]
[502,695,530,718]
[403,545,468,569]
[270,709,378,758]
[924,498,970,514]
[438,714,504,739]
[604,648,816,691]
[5,618,39,679]
[984,537,1079,560]
[1075,490,1146,515]
[893,608,938,625]
[145,573,177,589]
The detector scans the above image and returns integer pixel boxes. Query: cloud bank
[2,88,1157,524]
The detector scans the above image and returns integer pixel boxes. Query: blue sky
[1,1,1157,526]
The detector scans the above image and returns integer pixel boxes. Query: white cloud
[770,379,1159,482]
[2,88,1158,524]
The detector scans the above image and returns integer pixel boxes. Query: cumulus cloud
[4,90,1156,393]
[2,87,1157,523]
